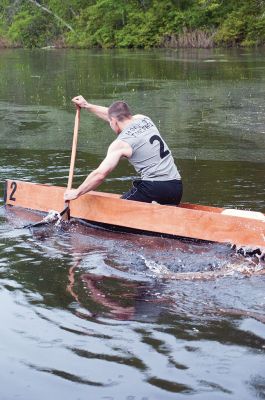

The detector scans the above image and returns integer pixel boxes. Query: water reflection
[68,265,169,321]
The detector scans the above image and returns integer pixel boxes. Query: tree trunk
[27,0,75,32]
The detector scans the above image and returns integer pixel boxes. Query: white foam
[140,255,169,274]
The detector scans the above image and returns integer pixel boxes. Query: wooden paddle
[64,105,81,220]
[21,106,81,229]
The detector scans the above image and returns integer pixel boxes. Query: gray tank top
[117,116,181,181]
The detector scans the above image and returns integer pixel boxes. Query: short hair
[108,101,132,121]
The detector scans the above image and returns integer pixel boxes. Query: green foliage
[6,4,61,48]
[214,11,247,46]
[214,0,265,46]
[1,0,265,48]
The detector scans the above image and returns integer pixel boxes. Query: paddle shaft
[65,106,80,218]
[67,106,80,191]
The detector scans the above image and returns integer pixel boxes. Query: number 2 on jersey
[149,135,170,159]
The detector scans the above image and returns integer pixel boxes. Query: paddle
[22,106,80,230]
[64,105,81,220]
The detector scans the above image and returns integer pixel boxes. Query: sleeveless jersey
[117,116,181,181]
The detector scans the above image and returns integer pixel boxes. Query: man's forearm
[77,170,106,195]
[83,103,109,122]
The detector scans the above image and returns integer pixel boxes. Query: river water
[0,49,264,399]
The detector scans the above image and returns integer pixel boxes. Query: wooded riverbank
[1,0,265,49]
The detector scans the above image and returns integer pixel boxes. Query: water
[0,48,264,399]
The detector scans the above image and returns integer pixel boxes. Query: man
[64,95,182,205]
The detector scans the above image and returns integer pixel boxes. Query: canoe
[4,179,265,250]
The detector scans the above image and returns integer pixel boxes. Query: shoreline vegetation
[0,0,265,49]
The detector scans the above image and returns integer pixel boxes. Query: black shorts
[121,179,183,205]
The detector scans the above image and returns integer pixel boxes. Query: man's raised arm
[72,95,109,121]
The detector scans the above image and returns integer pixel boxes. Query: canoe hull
[4,180,265,249]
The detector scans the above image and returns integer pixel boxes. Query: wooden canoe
[4,179,265,250]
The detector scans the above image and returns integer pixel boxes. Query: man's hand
[64,189,79,201]
[72,95,89,109]
[71,95,109,121]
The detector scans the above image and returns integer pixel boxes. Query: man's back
[117,115,181,181]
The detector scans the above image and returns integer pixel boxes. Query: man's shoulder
[109,139,132,158]
[109,138,132,151]
[132,114,147,120]
[120,115,157,139]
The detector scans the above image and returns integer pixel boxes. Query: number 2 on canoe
[9,181,17,201]
[149,135,170,159]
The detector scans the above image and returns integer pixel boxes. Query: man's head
[108,101,132,134]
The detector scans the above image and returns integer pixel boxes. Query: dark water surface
[0,49,264,399]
